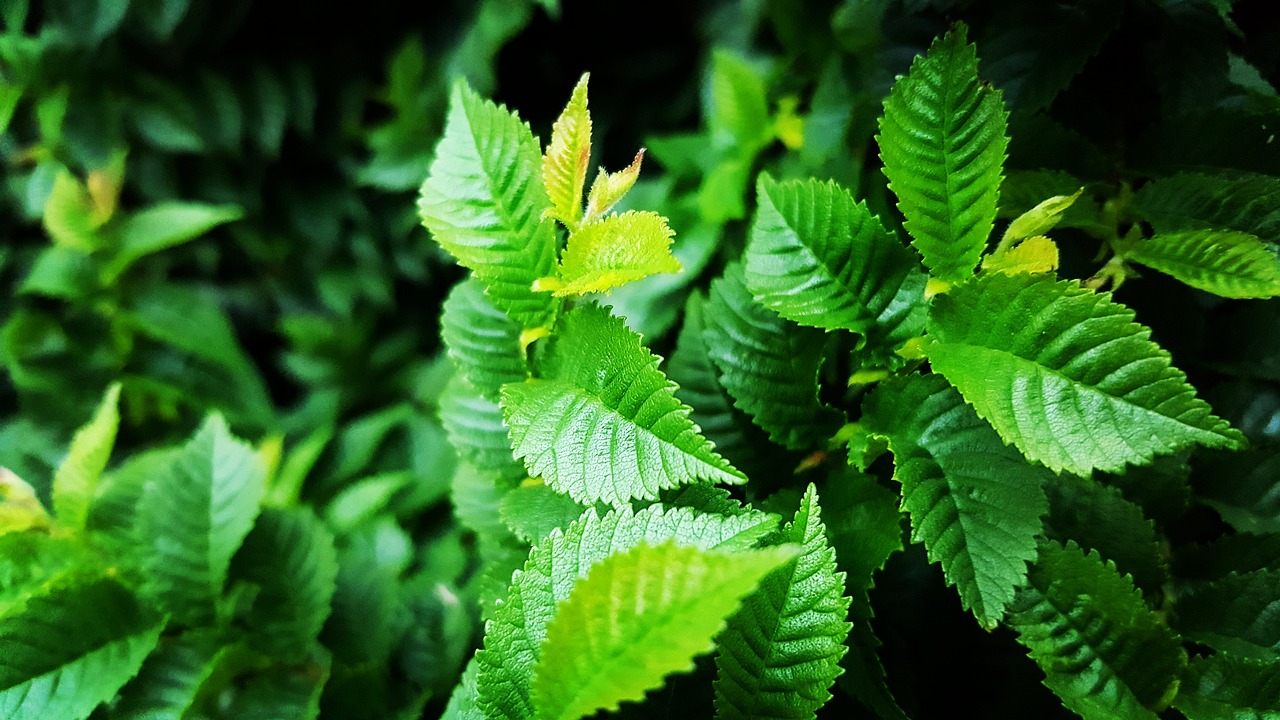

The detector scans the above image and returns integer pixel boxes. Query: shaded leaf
[1122,230,1280,299]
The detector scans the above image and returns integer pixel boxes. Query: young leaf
[475,504,779,720]
[0,578,164,720]
[51,383,120,531]
[531,541,795,720]
[584,150,644,224]
[1007,542,1186,720]
[877,24,1009,282]
[42,169,103,251]
[1000,189,1082,245]
[441,277,527,400]
[544,211,682,296]
[703,264,844,450]
[862,374,1050,628]
[136,414,266,624]
[709,50,772,153]
[714,484,852,719]
[542,74,592,229]
[744,175,926,347]
[418,81,557,329]
[981,235,1059,276]
[501,304,744,507]
[1121,230,1280,299]
[926,272,1244,476]
[1174,653,1280,720]
[1175,570,1280,660]
[0,468,50,534]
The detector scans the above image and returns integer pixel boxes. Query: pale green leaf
[418,81,558,329]
[136,414,266,624]
[981,235,1059,276]
[714,484,852,719]
[584,150,644,224]
[926,272,1243,476]
[441,277,527,400]
[475,504,779,720]
[1122,230,1280,299]
[543,74,591,229]
[744,175,926,347]
[501,304,744,506]
[546,211,681,296]
[51,383,120,531]
[1176,570,1280,661]
[1175,653,1280,720]
[1,467,50,534]
[1001,189,1082,245]
[103,202,243,282]
[703,264,844,450]
[0,579,164,720]
[878,24,1009,281]
[862,374,1049,628]
[1007,542,1186,720]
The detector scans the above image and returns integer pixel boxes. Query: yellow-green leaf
[52,383,121,531]
[982,235,1059,276]
[543,74,592,230]
[549,211,681,296]
[1001,189,1082,245]
[584,149,644,224]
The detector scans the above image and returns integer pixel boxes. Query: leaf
[136,414,266,624]
[498,482,586,544]
[981,235,1059,276]
[1175,653,1280,720]
[744,175,926,348]
[42,169,102,251]
[714,484,852,719]
[439,374,526,483]
[102,202,243,282]
[708,50,772,152]
[113,634,229,718]
[0,468,50,535]
[501,304,744,506]
[544,211,682,296]
[1175,570,1280,661]
[584,150,644,224]
[926,272,1244,476]
[0,578,164,720]
[877,24,1009,282]
[703,264,844,450]
[51,383,120,531]
[220,659,328,720]
[1194,444,1280,534]
[543,74,591,229]
[418,81,558,329]
[1001,189,1083,245]
[443,656,485,720]
[441,278,527,400]
[531,541,794,720]
[475,503,779,720]
[862,373,1049,628]
[1121,230,1280,299]
[1134,171,1280,245]
[1006,542,1186,720]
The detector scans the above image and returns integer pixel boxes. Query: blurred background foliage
[2,0,1277,717]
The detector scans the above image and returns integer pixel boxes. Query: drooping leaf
[439,374,526,483]
[475,503,779,720]
[501,304,744,506]
[51,383,120,531]
[926,272,1244,476]
[1121,230,1280,299]
[862,373,1049,628]
[1174,653,1280,720]
[1006,542,1186,720]
[418,81,557,329]
[544,211,681,296]
[714,484,852,719]
[543,74,592,229]
[703,264,844,450]
[744,175,926,348]
[1134,171,1280,245]
[0,579,164,720]
[441,278,527,400]
[878,24,1009,282]
[531,541,794,720]
[136,414,266,624]
[102,202,244,282]
[1175,570,1280,661]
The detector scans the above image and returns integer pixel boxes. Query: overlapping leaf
[1174,653,1280,720]
[1134,171,1280,245]
[1007,542,1185,720]
[501,304,744,506]
[877,24,1008,282]
[744,175,925,348]
[112,635,229,718]
[1122,230,1280,299]
[1175,570,1280,660]
[714,484,852,719]
[51,383,120,530]
[441,278,527,399]
[440,374,526,483]
[926,272,1243,476]
[862,374,1049,628]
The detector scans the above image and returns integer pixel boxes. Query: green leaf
[113,634,229,718]
[1001,189,1083,245]
[0,578,164,720]
[544,211,681,296]
[744,175,926,347]
[1,468,51,535]
[475,503,779,720]
[543,74,591,229]
[1175,653,1280,720]
[51,383,120,531]
[439,374,526,483]
[703,264,844,450]
[1134,171,1280,245]
[418,81,557,329]
[42,169,103,251]
[1176,570,1280,661]
[714,484,852,719]
[1194,444,1280,534]
[1121,230,1280,299]
[982,235,1059,276]
[498,482,586,544]
[878,24,1009,282]
[501,304,744,506]
[219,659,328,720]
[531,541,794,720]
[926,272,1243,476]
[230,507,338,658]
[441,278,527,400]
[102,202,243,282]
[1007,542,1186,720]
[708,50,772,152]
[136,414,266,624]
[862,373,1049,628]
[443,656,485,720]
